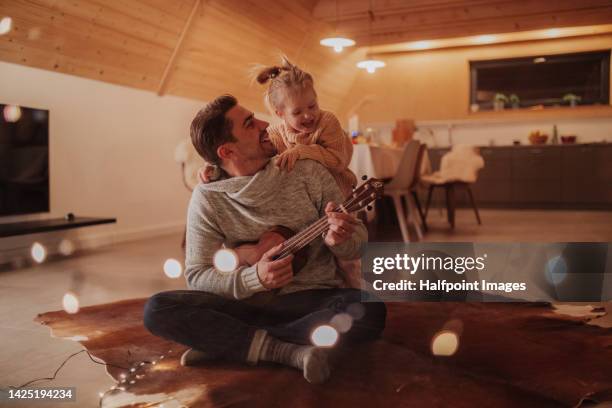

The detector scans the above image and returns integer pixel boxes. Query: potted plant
[493,93,508,111]
[509,94,520,109]
[563,93,582,107]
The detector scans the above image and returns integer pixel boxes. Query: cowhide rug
[35,300,612,408]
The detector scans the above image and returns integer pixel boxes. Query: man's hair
[190,94,237,165]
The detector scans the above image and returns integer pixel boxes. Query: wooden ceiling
[0,0,365,113]
[1,1,611,112]
[313,0,612,46]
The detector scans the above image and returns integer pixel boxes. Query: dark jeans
[143,288,386,362]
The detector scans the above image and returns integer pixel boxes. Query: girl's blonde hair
[255,56,316,113]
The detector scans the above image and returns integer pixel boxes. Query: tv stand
[0,217,116,238]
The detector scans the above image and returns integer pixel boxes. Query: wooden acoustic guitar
[232,177,384,270]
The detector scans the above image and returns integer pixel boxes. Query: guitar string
[278,188,374,256]
[280,186,374,254]
[278,189,366,254]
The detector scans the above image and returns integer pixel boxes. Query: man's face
[224,104,275,163]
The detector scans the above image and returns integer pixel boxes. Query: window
[469,50,610,111]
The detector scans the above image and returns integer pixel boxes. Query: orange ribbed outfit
[267,110,357,198]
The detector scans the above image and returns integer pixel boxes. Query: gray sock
[259,335,330,384]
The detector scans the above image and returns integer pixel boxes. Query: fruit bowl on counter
[528,130,548,145]
[561,135,577,144]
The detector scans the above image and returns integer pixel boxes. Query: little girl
[200,57,361,288]
[254,57,357,197]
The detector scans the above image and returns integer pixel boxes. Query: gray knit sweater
[184,158,367,299]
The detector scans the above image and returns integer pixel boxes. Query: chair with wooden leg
[383,140,426,242]
[421,145,484,229]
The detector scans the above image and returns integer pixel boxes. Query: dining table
[349,143,405,181]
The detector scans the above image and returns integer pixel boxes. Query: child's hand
[198,164,218,183]
[276,148,300,172]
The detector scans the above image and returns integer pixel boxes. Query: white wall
[0,62,212,257]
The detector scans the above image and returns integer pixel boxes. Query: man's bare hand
[324,202,358,247]
[256,244,294,289]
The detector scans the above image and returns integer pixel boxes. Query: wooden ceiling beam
[157,0,201,96]
[346,7,612,45]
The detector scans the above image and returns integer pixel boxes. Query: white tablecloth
[349,144,405,180]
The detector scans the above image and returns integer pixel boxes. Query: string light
[545,255,567,285]
[431,330,459,356]
[213,248,239,273]
[62,291,80,314]
[30,242,47,263]
[0,17,12,35]
[3,105,22,122]
[311,325,339,347]
[163,258,182,278]
[58,239,76,256]
[330,313,353,333]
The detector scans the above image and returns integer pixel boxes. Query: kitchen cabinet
[425,144,612,209]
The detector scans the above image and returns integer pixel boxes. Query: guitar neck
[275,178,383,259]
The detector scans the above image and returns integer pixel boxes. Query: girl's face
[277,87,320,133]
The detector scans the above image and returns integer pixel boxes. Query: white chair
[383,140,426,242]
[421,144,485,229]
[174,139,204,248]
[174,139,203,192]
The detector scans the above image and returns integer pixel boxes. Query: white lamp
[356,59,386,73]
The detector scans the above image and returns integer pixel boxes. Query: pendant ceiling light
[320,0,355,53]
[357,59,386,73]
[320,37,355,53]
[356,5,385,73]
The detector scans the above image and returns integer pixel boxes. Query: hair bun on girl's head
[256,66,282,84]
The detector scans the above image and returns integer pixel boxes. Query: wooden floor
[1,209,611,407]
[374,208,612,242]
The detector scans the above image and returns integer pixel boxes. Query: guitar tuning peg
[361,175,368,180]
[367,205,373,211]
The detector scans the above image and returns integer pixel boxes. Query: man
[144,95,386,384]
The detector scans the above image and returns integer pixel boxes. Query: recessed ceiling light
[544,28,561,38]
[473,35,497,44]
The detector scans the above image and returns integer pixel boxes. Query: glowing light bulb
[58,239,75,256]
[163,258,182,278]
[320,37,355,53]
[356,59,385,74]
[213,248,238,273]
[545,255,567,285]
[310,325,339,347]
[30,242,47,263]
[411,40,432,50]
[330,313,353,333]
[431,330,459,356]
[62,292,80,314]
[473,35,496,44]
[544,28,561,38]
[0,17,12,35]
[4,105,22,123]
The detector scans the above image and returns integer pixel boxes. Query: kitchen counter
[426,143,612,209]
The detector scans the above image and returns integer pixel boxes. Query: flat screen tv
[0,104,49,217]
